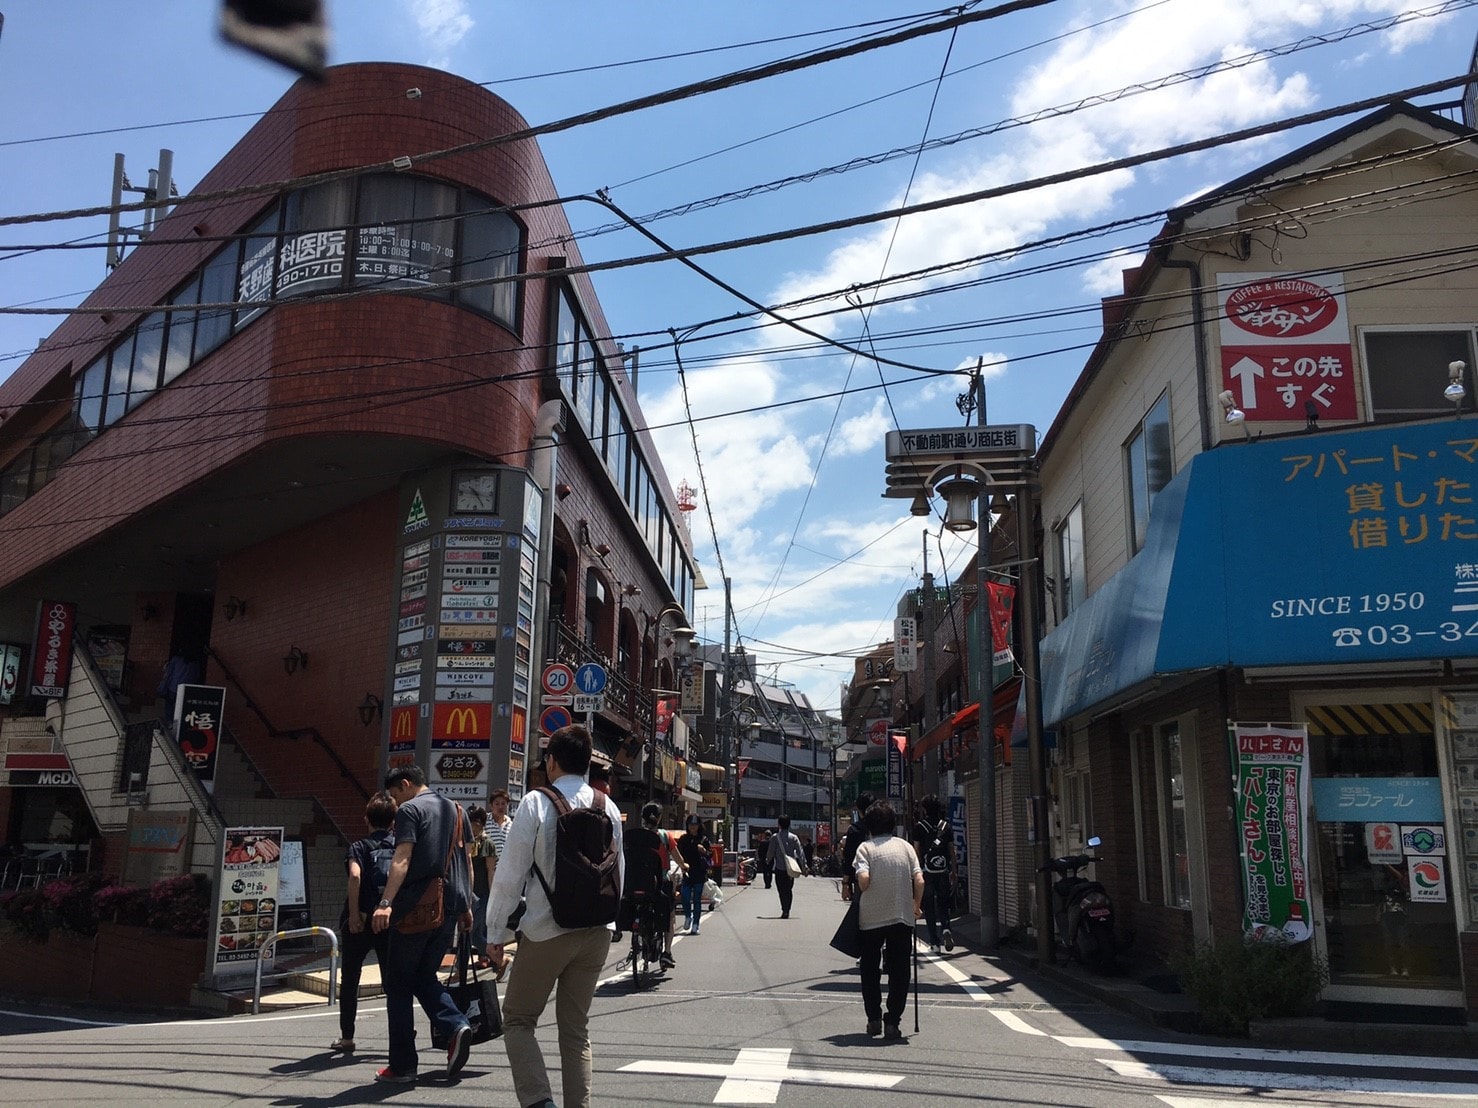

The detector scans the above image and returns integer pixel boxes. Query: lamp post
[646,603,694,797]
[882,421,1042,960]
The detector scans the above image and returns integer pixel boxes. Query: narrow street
[2,878,1476,1106]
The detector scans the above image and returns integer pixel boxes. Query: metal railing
[253,925,339,1014]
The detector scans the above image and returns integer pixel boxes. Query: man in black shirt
[621,802,678,967]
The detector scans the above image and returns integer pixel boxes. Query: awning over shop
[912,678,1022,761]
[1039,418,1478,727]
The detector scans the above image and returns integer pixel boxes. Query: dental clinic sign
[1219,273,1356,422]
[1232,723,1312,944]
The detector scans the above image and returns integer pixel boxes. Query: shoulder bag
[783,837,803,880]
[397,798,463,934]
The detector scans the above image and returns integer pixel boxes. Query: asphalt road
[3,878,1477,1106]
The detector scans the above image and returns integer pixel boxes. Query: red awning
[911,677,1021,762]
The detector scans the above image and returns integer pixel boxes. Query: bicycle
[626,890,666,991]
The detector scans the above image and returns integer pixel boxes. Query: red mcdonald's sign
[432,702,491,740]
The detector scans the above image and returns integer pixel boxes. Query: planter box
[0,930,93,1000]
[92,922,207,1006]
[0,924,206,1008]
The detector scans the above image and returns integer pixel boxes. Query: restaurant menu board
[213,826,283,974]
[385,467,543,803]
[1445,695,1478,927]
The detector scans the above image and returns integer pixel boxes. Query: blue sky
[1,1,1472,713]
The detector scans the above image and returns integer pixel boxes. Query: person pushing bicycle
[619,802,681,968]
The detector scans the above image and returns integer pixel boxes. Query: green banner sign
[1231,723,1313,943]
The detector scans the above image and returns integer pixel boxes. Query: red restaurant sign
[29,600,76,699]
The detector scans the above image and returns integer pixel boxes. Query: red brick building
[0,64,697,922]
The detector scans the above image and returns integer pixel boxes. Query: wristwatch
[377,899,391,908]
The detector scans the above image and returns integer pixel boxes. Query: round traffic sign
[574,662,607,695]
[542,663,575,695]
[540,705,572,735]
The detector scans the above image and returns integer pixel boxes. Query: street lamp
[646,603,695,796]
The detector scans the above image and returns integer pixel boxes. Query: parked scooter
[1039,835,1119,970]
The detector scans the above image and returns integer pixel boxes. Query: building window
[1125,390,1172,553]
[1154,719,1191,910]
[1362,328,1477,422]
[1055,500,1085,619]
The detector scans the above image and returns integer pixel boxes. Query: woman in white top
[852,800,923,1040]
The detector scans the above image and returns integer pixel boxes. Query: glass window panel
[0,458,29,515]
[553,292,576,399]
[1364,330,1477,422]
[458,206,521,326]
[162,274,201,385]
[579,339,597,431]
[278,181,351,299]
[1056,501,1085,618]
[102,335,135,427]
[1126,391,1172,553]
[76,356,106,433]
[195,246,237,357]
[127,312,167,410]
[354,176,456,291]
[1159,722,1191,909]
[236,209,280,326]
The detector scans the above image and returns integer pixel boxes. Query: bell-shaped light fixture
[937,476,979,532]
[670,624,696,656]
[1219,389,1245,424]
[1445,360,1467,408]
[909,493,931,517]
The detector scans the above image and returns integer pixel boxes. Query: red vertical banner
[986,581,1016,682]
[29,600,76,699]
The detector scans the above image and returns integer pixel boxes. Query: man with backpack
[331,791,397,1053]
[370,764,475,1085]
[912,794,957,952]
[485,724,624,1108]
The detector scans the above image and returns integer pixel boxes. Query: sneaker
[866,1020,882,1037]
[942,928,954,952]
[329,1037,355,1052]
[883,1021,904,1040]
[660,951,676,968]
[375,1067,416,1084]
[446,1023,472,1080]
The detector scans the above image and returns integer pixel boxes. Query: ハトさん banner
[1232,724,1312,942]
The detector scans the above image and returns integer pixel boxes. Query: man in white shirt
[485,725,624,1108]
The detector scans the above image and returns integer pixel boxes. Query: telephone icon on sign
[1332,627,1363,647]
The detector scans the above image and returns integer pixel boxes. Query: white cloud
[1081,250,1139,296]
[403,0,474,62]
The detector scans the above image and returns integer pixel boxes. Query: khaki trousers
[501,926,611,1108]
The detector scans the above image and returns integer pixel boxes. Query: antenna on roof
[106,150,176,273]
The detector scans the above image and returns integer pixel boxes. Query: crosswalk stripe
[1101,1057,1478,1099]
[1056,1034,1478,1072]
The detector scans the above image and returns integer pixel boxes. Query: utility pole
[721,577,736,849]
[969,364,1001,950]
[920,535,938,802]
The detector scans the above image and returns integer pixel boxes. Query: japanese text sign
[1232,724,1312,944]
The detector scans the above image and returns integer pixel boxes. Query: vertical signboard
[29,600,76,699]
[383,466,542,804]
[886,731,907,802]
[1231,723,1312,943]
[1218,272,1356,423]
[893,616,917,673]
[0,642,21,706]
[214,826,283,975]
[173,684,226,794]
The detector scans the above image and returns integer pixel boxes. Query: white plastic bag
[704,878,722,907]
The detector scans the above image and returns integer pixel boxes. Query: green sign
[1231,724,1313,943]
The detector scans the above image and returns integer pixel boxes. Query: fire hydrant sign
[1232,723,1312,943]
[1218,272,1356,423]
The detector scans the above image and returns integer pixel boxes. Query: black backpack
[531,786,621,928]
[354,832,396,915]
[918,820,950,874]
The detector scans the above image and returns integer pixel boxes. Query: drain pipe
[1156,246,1212,452]
[527,399,564,784]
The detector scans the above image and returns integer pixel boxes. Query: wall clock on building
[452,471,498,513]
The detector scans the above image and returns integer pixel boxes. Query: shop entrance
[1302,695,1462,1007]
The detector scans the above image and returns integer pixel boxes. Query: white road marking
[0,1008,123,1027]
[1056,1035,1478,1072]
[1102,1058,1478,1099]
[1156,1099,1470,1108]
[918,940,1048,1034]
[620,1046,903,1105]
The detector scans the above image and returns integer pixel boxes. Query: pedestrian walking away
[676,814,712,934]
[370,764,475,1085]
[467,805,497,965]
[755,829,774,888]
[841,792,874,903]
[912,794,956,952]
[852,799,923,1041]
[484,724,625,1108]
[766,815,805,919]
[331,790,397,1053]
